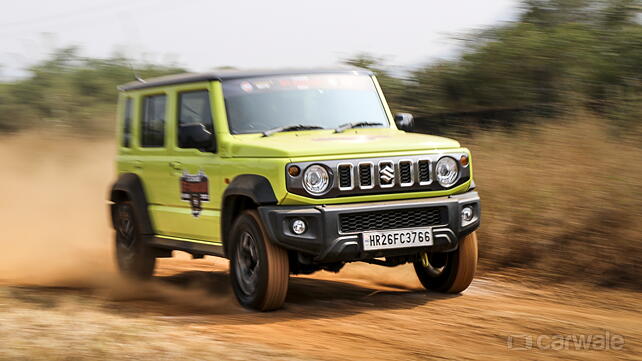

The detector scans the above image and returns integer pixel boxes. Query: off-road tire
[229,210,289,311]
[414,231,478,293]
[114,201,156,279]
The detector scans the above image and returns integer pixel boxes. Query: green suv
[109,68,480,311]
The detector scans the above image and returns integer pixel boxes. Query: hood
[225,128,461,158]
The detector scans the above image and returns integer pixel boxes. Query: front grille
[287,153,470,199]
[340,158,434,191]
[339,207,445,233]
[338,164,352,189]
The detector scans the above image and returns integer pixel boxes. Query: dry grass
[0,287,307,361]
[467,115,642,288]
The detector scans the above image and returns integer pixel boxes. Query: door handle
[133,160,143,169]
[169,161,183,170]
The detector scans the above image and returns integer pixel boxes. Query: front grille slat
[399,161,412,185]
[338,164,352,190]
[358,163,373,188]
[418,160,431,184]
[339,207,445,233]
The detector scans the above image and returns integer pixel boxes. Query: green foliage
[0,47,184,133]
[346,0,641,131]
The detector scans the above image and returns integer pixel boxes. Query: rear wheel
[229,210,289,311]
[114,201,156,279]
[413,231,478,293]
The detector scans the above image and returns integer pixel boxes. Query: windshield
[222,73,389,134]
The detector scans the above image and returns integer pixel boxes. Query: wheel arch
[221,174,278,257]
[109,173,154,235]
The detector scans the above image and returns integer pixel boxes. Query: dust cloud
[0,133,238,311]
[0,132,420,300]
[0,133,116,285]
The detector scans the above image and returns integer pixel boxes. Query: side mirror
[179,123,216,152]
[394,113,414,131]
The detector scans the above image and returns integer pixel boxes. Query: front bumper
[258,191,480,263]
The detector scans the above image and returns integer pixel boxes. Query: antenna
[128,61,146,83]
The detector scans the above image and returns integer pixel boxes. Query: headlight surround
[435,157,459,187]
[303,164,331,195]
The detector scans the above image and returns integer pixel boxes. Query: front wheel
[229,210,289,311]
[413,231,478,293]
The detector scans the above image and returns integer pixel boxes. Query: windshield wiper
[334,122,384,133]
[262,124,325,137]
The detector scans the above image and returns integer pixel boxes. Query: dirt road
[0,134,640,360]
[1,257,640,360]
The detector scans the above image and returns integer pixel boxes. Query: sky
[0,0,520,80]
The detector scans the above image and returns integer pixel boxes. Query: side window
[178,90,213,148]
[141,94,166,147]
[122,97,133,147]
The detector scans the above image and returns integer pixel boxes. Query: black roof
[118,67,373,91]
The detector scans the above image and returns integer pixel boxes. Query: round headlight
[436,157,459,187]
[303,165,330,195]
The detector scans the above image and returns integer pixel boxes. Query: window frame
[122,97,133,148]
[140,93,168,148]
[176,89,215,149]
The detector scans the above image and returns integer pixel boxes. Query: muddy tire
[114,201,156,279]
[414,231,478,293]
[229,210,289,311]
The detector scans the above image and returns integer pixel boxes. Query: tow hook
[420,252,430,268]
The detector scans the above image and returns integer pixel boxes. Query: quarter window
[178,90,213,148]
[141,94,166,147]
[122,98,133,147]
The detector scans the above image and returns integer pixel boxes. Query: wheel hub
[116,204,136,266]
[235,231,260,296]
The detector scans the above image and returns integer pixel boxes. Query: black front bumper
[258,191,481,264]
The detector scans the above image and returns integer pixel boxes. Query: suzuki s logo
[379,162,395,186]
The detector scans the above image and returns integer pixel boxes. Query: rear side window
[122,98,133,147]
[178,90,213,148]
[141,94,166,147]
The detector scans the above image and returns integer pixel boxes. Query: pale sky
[0,0,520,80]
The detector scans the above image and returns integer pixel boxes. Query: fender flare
[222,174,278,205]
[109,173,154,235]
[221,174,278,256]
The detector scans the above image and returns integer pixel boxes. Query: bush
[0,47,184,134]
[469,114,642,288]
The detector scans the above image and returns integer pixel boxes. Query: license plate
[362,228,433,251]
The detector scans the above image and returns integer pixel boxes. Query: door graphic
[180,170,209,217]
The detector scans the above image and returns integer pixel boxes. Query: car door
[150,84,222,243]
[135,92,172,211]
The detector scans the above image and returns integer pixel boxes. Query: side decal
[180,170,209,217]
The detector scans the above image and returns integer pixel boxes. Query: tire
[413,231,478,293]
[229,210,289,311]
[114,201,156,279]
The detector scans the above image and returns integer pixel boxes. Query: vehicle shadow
[134,269,462,325]
[4,269,461,325]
